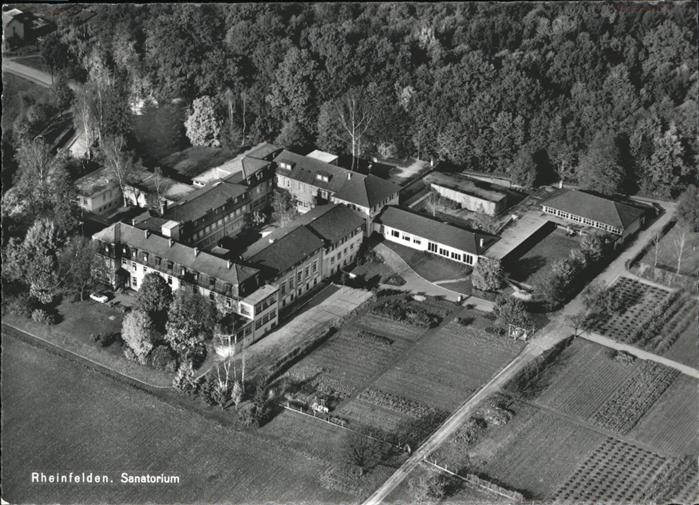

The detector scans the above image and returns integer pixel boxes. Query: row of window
[543,207,622,235]
[255,310,277,329]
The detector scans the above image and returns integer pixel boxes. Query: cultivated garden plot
[534,339,639,420]
[629,374,699,456]
[553,437,671,503]
[587,277,673,344]
[590,361,679,435]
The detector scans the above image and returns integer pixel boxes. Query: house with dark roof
[541,189,647,240]
[274,149,399,222]
[243,226,325,309]
[242,203,366,307]
[376,206,497,266]
[92,222,279,346]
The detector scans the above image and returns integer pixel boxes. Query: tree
[72,85,99,159]
[317,87,377,171]
[510,148,538,188]
[101,135,134,207]
[672,229,688,275]
[165,289,216,359]
[51,72,74,111]
[266,47,317,131]
[59,236,109,301]
[408,470,449,504]
[472,257,504,292]
[23,219,64,305]
[184,96,222,147]
[342,429,390,476]
[122,309,156,364]
[39,32,70,80]
[274,120,309,151]
[676,185,699,232]
[493,294,533,332]
[578,131,626,195]
[579,233,605,264]
[643,124,690,198]
[136,272,173,331]
[271,189,298,227]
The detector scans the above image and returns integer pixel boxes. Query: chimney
[131,218,136,226]
[114,222,121,244]
[347,172,352,180]
[169,238,174,247]
[268,238,275,244]
[227,259,232,270]
[479,238,484,249]
[159,200,167,215]
[144,229,150,239]
[194,247,200,257]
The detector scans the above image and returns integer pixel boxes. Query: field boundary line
[2,322,172,390]
[280,404,404,450]
[579,331,699,379]
[421,459,521,502]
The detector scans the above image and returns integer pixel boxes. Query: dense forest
[29,2,699,198]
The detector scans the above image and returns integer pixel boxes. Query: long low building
[375,206,497,266]
[425,172,509,216]
[92,222,279,347]
[541,189,647,240]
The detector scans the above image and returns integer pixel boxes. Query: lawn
[158,145,236,181]
[12,55,51,73]
[2,297,171,387]
[645,224,699,277]
[2,72,53,133]
[662,302,699,367]
[1,335,350,504]
[506,227,580,284]
[383,240,470,282]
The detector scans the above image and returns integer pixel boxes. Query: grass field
[629,374,699,455]
[661,299,699,367]
[1,335,350,504]
[383,240,469,282]
[2,72,53,133]
[507,227,580,284]
[644,224,699,277]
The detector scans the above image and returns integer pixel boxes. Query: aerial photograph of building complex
[1,2,697,504]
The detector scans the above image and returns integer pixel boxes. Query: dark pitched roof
[92,222,259,286]
[163,180,248,222]
[243,226,324,275]
[334,173,399,208]
[542,189,646,229]
[377,206,493,255]
[246,142,283,161]
[305,204,366,243]
[243,204,365,254]
[275,150,351,193]
[274,150,399,208]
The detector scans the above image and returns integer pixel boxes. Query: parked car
[89,291,111,303]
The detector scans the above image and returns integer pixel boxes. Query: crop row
[352,330,394,346]
[358,387,435,418]
[591,362,679,434]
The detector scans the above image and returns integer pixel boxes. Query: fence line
[280,404,404,450]
[422,458,523,502]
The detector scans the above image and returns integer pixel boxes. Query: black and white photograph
[1,2,698,504]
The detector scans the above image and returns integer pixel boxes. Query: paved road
[362,201,679,505]
[2,58,78,91]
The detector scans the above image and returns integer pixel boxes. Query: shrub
[31,308,58,325]
[5,294,35,318]
[237,403,257,427]
[384,273,406,286]
[149,345,178,372]
[92,331,118,347]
